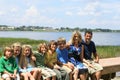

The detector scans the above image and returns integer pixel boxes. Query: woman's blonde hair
[71,30,82,44]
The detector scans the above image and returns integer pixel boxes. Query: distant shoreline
[0,25,120,32]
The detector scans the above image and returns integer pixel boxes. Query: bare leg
[21,73,29,80]
[73,68,79,80]
[79,73,87,80]
[91,73,97,80]
[37,70,42,80]
[95,71,102,80]
[32,68,39,80]
[52,76,56,80]
[27,72,35,80]
[69,72,72,80]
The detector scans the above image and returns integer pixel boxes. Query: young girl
[0,46,18,80]
[45,40,69,80]
[34,43,56,80]
[19,44,41,80]
[12,42,33,80]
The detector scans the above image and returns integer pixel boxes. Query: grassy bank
[97,46,120,58]
[0,37,48,56]
[0,37,120,58]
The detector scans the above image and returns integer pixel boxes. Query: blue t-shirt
[56,48,69,64]
[83,41,96,60]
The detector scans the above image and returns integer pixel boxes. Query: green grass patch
[0,37,120,58]
[0,37,48,56]
[97,46,120,58]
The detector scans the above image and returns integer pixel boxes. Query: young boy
[83,30,103,80]
[0,46,18,80]
[34,43,56,80]
[56,37,79,80]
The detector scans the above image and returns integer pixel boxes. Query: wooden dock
[99,57,120,80]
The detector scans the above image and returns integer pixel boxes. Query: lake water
[0,31,120,46]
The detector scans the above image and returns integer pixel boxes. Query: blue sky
[0,0,120,30]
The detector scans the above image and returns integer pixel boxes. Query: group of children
[0,30,103,80]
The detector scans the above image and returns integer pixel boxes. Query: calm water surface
[0,31,120,46]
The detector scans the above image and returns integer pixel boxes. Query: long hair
[70,30,82,45]
[48,40,57,51]
[19,44,35,68]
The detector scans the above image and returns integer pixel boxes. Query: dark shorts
[79,68,88,74]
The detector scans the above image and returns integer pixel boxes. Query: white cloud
[65,11,73,16]
[0,11,5,16]
[77,1,102,16]
[11,5,58,26]
[10,7,18,13]
[25,6,39,17]
[88,19,98,25]
[88,19,120,27]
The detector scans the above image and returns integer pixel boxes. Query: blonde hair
[11,42,22,56]
[37,43,48,53]
[70,30,82,44]
[57,37,66,45]
[20,44,35,68]
[4,46,13,56]
[11,42,21,48]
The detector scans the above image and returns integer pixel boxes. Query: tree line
[0,25,120,32]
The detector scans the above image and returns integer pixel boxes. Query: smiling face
[73,33,79,44]
[5,50,12,58]
[58,42,65,50]
[13,46,21,56]
[50,43,56,52]
[84,33,92,44]
[24,47,31,56]
[40,45,47,54]
[4,47,13,58]
[71,31,82,45]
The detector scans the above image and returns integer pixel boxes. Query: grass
[0,37,48,56]
[97,46,120,59]
[0,37,120,58]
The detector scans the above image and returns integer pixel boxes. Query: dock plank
[99,57,120,75]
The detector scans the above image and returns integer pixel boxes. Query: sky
[0,0,120,30]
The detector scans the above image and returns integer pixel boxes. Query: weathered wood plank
[99,57,120,80]
[99,57,120,75]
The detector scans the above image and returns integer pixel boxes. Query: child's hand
[10,74,15,78]
[13,73,17,78]
[54,64,60,69]
[67,62,74,70]
[94,59,99,63]
[31,56,36,61]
